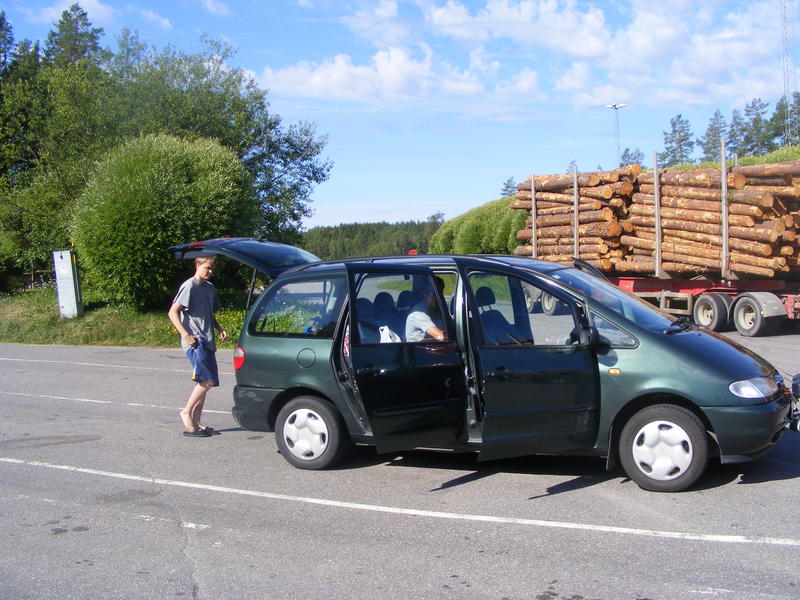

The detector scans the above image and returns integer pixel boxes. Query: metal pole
[652,152,665,278]
[530,173,537,258]
[720,136,732,280]
[572,164,580,258]
[606,103,626,167]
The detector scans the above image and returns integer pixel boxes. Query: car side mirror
[578,326,599,349]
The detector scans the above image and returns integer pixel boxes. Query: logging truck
[512,160,800,337]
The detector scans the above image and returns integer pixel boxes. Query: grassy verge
[0,286,245,348]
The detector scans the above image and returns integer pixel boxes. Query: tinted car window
[592,313,638,348]
[250,276,346,337]
[548,268,674,333]
[469,272,576,346]
[354,272,448,344]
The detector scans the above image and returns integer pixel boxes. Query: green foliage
[72,134,256,311]
[0,11,331,273]
[303,213,444,259]
[659,114,695,167]
[429,197,526,255]
[500,177,517,198]
[44,3,106,67]
[696,110,726,163]
[0,285,242,348]
[619,147,644,167]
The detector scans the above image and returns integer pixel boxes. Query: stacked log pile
[512,166,640,271]
[616,163,799,278]
[511,161,800,278]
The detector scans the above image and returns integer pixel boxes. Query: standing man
[168,256,227,437]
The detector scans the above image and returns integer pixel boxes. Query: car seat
[373,291,404,341]
[356,298,380,343]
[475,286,523,344]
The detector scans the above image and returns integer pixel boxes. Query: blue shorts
[186,340,219,386]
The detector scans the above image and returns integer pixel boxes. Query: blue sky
[4,0,799,228]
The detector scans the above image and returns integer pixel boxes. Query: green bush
[430,196,526,255]
[72,134,257,311]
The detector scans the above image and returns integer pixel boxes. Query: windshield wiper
[664,316,693,334]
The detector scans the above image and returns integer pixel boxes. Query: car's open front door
[345,264,468,454]
[452,258,600,462]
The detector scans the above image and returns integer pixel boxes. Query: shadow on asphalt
[325,426,800,495]
[336,445,613,496]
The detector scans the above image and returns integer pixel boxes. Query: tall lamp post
[605,102,626,167]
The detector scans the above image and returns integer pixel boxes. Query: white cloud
[420,0,609,58]
[140,9,172,30]
[28,0,118,25]
[494,67,545,100]
[341,0,411,47]
[260,48,434,102]
[555,61,592,93]
[199,0,231,17]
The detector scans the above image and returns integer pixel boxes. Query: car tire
[523,285,537,313]
[275,396,349,470]
[619,404,709,492]
[692,293,730,331]
[541,292,560,316]
[733,296,769,337]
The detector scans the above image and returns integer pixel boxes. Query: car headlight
[729,377,779,400]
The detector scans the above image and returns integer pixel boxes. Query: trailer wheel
[692,293,730,331]
[541,292,566,316]
[733,296,774,337]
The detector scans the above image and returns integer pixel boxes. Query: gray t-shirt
[405,301,438,342]
[173,277,221,351]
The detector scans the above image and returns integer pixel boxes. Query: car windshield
[548,267,675,333]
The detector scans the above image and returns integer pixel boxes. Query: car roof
[282,253,570,276]
[169,237,572,278]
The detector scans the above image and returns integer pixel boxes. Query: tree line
[0,4,330,294]
[302,214,445,260]
[620,95,800,169]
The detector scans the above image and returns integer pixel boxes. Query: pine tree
[659,114,694,168]
[44,3,105,66]
[619,147,644,167]
[768,93,800,147]
[727,109,747,157]
[499,177,516,198]
[696,110,726,162]
[742,98,771,156]
[0,11,13,74]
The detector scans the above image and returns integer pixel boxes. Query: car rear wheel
[275,396,349,469]
[692,293,730,331]
[619,404,709,492]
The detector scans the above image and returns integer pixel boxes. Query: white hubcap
[630,420,693,481]
[283,408,329,460]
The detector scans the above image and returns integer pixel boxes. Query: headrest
[475,286,495,307]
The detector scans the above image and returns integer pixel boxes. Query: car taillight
[233,346,245,371]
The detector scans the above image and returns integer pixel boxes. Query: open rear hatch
[169,237,320,278]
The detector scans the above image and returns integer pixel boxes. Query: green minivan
[171,238,796,492]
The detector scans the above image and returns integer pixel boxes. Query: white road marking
[0,356,234,376]
[3,457,800,548]
[1,391,228,414]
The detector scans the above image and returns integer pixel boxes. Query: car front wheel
[619,404,709,492]
[275,396,349,470]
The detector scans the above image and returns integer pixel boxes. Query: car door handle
[357,365,378,377]
[487,366,510,380]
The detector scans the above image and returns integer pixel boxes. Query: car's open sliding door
[345,264,468,454]
[452,258,600,462]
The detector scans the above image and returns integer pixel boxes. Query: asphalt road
[2,335,800,600]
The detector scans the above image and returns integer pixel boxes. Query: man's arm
[425,325,445,341]
[168,302,196,347]
[212,315,228,342]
